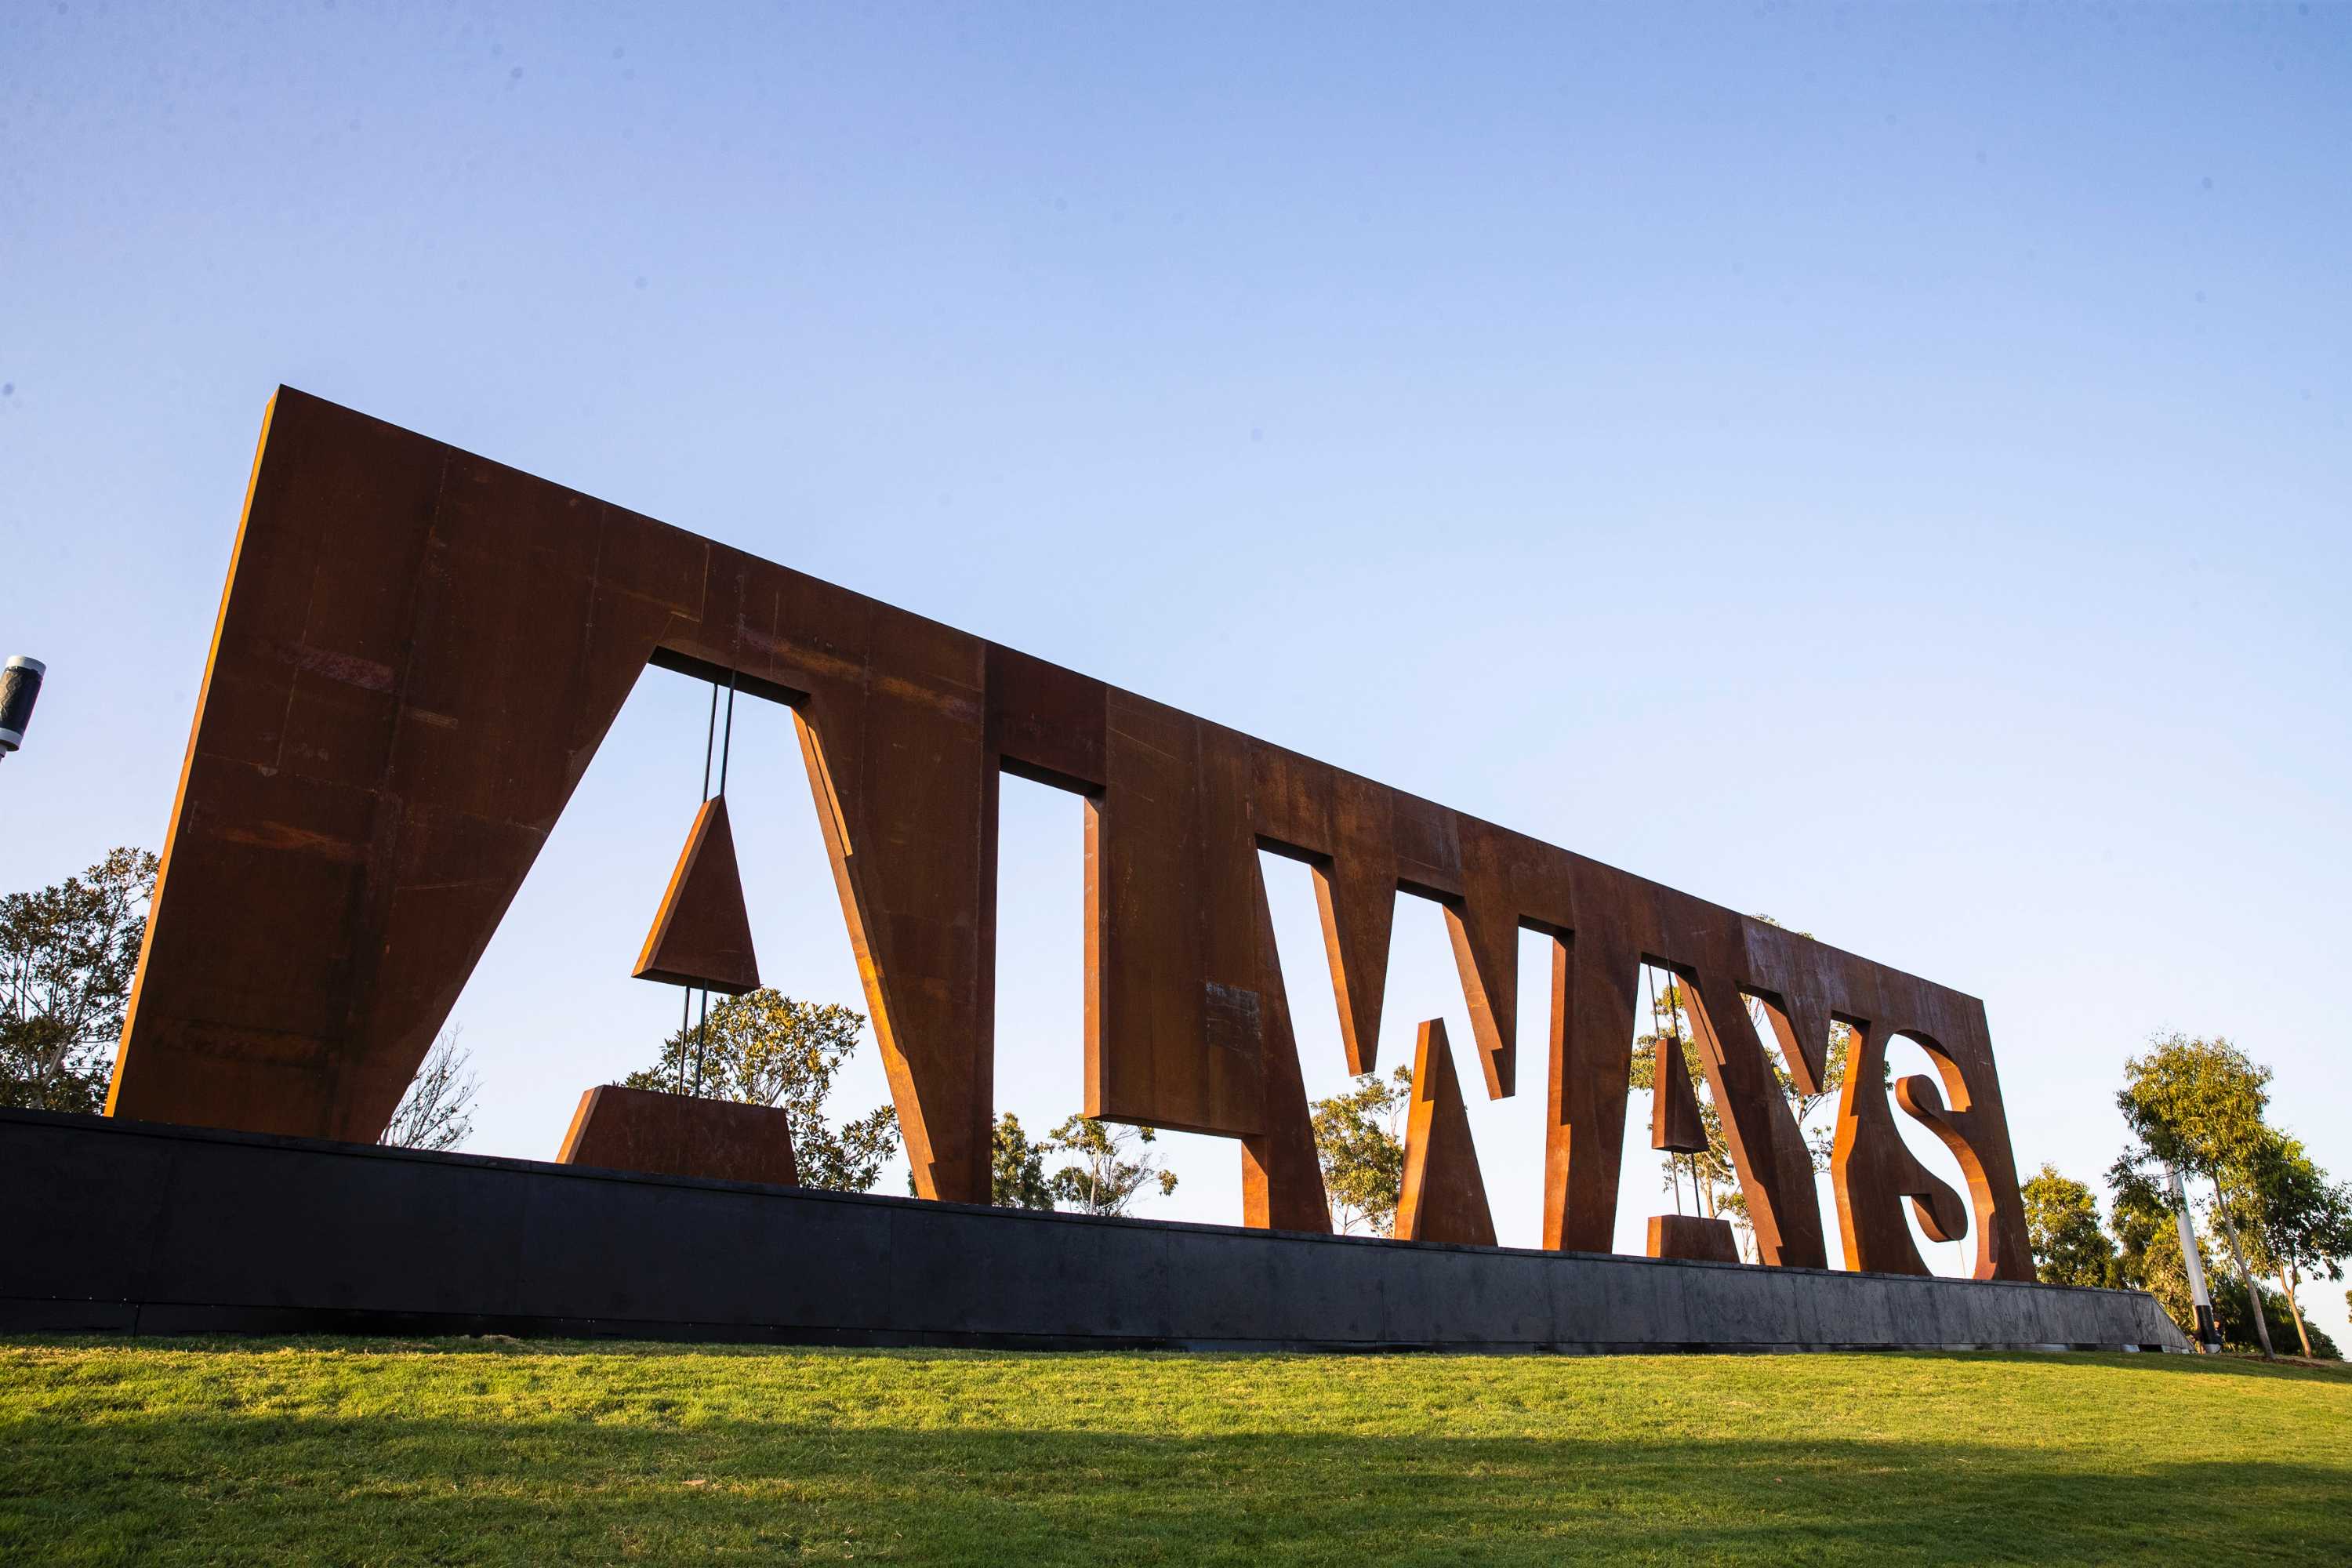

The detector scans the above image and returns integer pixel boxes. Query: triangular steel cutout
[633,795,760,994]
[1396,1018,1497,1247]
[1651,1033,1708,1153]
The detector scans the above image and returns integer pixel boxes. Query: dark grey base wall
[0,1109,2187,1353]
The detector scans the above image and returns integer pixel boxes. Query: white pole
[2169,1166,2219,1352]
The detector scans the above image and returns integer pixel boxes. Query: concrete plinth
[0,1109,2187,1353]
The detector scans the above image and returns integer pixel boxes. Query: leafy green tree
[2100,1161,2331,1356]
[2210,1273,2338,1361]
[1311,1065,1413,1235]
[991,1112,1056,1210]
[1,848,158,1112]
[2239,1132,2352,1359]
[1046,1116,1177,1216]
[2112,1034,2282,1359]
[2020,1163,2118,1287]
[623,989,900,1191]
[379,1025,479,1151]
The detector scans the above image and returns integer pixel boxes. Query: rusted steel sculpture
[1649,1214,1741,1265]
[1395,1019,1496,1247]
[633,796,760,994]
[1832,1038,1976,1269]
[1238,869,1332,1233]
[558,1085,798,1188]
[108,388,2035,1281]
[1650,1030,1708,1156]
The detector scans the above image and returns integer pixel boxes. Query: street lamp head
[0,655,45,760]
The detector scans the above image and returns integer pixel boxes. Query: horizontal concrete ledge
[0,1109,2189,1355]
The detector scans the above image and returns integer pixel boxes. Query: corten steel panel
[1240,871,1332,1233]
[111,393,695,1142]
[1446,818,1549,1100]
[1395,1019,1496,1248]
[1648,1214,1742,1265]
[1679,969,1825,1269]
[1748,988,1830,1098]
[1541,924,1637,1254]
[1085,693,1267,1138]
[114,389,2038,1277]
[633,795,760,994]
[751,576,996,1204]
[557,1086,798,1189]
[1893,1073,1991,1245]
[1823,1025,1984,1276]
[1249,749,1398,1076]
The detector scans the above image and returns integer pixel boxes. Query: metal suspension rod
[700,681,719,802]
[680,677,724,1098]
[718,671,737,794]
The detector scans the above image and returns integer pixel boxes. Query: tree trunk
[2275,1265,2314,1359]
[2210,1175,2276,1361]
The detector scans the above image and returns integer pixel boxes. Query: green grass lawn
[1,1339,2346,1565]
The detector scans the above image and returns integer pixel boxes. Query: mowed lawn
[2,1339,2347,1565]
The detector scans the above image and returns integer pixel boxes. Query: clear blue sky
[5,4,2347,1343]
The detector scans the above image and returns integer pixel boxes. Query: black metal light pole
[0,655,42,761]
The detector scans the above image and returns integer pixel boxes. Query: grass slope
[2,1339,2347,1565]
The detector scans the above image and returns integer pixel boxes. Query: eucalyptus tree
[990,1112,1057,1210]
[2020,1163,2118,1287]
[1311,1065,1414,1235]
[2113,1034,2281,1359]
[2241,1133,2352,1359]
[0,848,157,1112]
[1047,1116,1178,1216]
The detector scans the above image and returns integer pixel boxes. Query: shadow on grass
[2,1411,2346,1566]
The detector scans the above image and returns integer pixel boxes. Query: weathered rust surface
[1239,870,1331,1233]
[1311,782,1397,1076]
[1086,695,1265,1138]
[113,388,2038,1279]
[1678,970,1825,1269]
[1831,1019,2027,1280]
[1824,1022,1991,1276]
[1648,1213,1741,1265]
[557,1084,798,1187]
[1893,1074,1980,1243]
[1650,1035,1708,1154]
[110,394,691,1142]
[1396,1018,1496,1247]
[1541,926,1633,1253]
[633,795,759,994]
